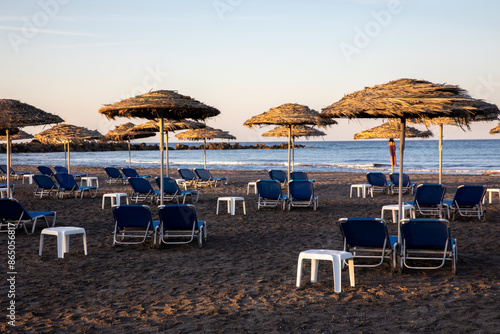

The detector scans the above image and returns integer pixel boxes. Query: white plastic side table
[483,188,500,204]
[381,204,416,223]
[102,193,129,209]
[247,182,257,195]
[296,249,355,293]
[217,196,246,215]
[80,176,99,188]
[39,227,88,259]
[350,184,372,198]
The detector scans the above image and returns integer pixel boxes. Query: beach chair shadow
[443,185,486,221]
[400,218,457,274]
[338,218,398,270]
[366,172,390,195]
[128,177,159,203]
[33,174,60,198]
[54,173,97,199]
[155,177,199,204]
[288,180,318,211]
[406,184,446,218]
[158,204,206,248]
[112,204,159,246]
[0,198,56,234]
[104,167,127,184]
[256,180,287,211]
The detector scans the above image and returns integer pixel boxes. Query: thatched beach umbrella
[262,125,326,171]
[490,123,500,134]
[175,126,236,169]
[321,78,499,242]
[104,122,155,168]
[98,90,220,205]
[244,103,336,182]
[411,113,498,183]
[131,119,206,176]
[0,129,34,141]
[0,99,63,198]
[35,123,103,174]
[354,121,433,173]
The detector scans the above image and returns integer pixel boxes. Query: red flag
[389,139,397,167]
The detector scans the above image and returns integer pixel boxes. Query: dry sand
[1,166,499,333]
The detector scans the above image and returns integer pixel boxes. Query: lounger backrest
[269,170,287,183]
[178,168,196,181]
[0,198,28,220]
[128,177,153,193]
[413,184,446,206]
[54,166,68,173]
[257,180,282,199]
[159,204,197,230]
[367,172,387,187]
[122,168,139,178]
[113,205,152,229]
[33,174,57,189]
[37,166,54,176]
[290,171,308,181]
[389,173,410,186]
[155,177,179,194]
[105,167,122,178]
[289,180,313,200]
[401,219,450,249]
[452,185,486,206]
[339,218,389,248]
[54,173,79,190]
[194,168,211,181]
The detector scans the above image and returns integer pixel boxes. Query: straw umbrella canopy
[35,123,103,174]
[0,129,34,141]
[321,78,499,243]
[262,125,326,171]
[244,103,336,182]
[175,126,236,169]
[410,113,498,183]
[104,122,155,168]
[131,119,206,176]
[0,99,63,198]
[98,90,220,205]
[354,120,433,173]
[490,123,500,134]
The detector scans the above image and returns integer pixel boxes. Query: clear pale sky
[2,0,499,142]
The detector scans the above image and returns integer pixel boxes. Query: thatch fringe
[175,126,236,141]
[354,121,433,140]
[0,99,63,131]
[35,123,103,144]
[104,122,155,142]
[131,119,206,133]
[490,123,500,135]
[244,103,336,128]
[262,125,326,138]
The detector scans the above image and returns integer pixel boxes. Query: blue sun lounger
[155,177,199,204]
[112,204,159,246]
[0,198,56,234]
[443,185,486,221]
[158,204,206,248]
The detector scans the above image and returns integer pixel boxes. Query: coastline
[1,166,499,332]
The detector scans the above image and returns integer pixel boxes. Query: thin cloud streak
[0,25,98,37]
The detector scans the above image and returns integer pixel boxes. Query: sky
[1,0,500,143]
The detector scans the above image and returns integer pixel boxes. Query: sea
[5,139,500,175]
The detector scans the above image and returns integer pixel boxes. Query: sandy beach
[1,166,499,333]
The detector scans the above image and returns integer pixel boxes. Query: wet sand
[1,166,499,333]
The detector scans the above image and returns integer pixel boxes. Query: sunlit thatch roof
[262,125,326,139]
[0,129,33,141]
[131,119,206,133]
[98,90,220,121]
[0,99,63,132]
[35,123,103,144]
[175,126,236,141]
[104,122,155,142]
[321,78,500,123]
[244,103,336,128]
[490,123,500,135]
[354,121,433,140]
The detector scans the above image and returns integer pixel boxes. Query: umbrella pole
[397,118,406,244]
[6,130,11,198]
[439,124,443,184]
[159,118,164,206]
[292,136,295,172]
[128,139,131,168]
[64,142,67,168]
[287,125,291,195]
[204,138,207,169]
[67,141,71,175]
[166,132,169,177]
